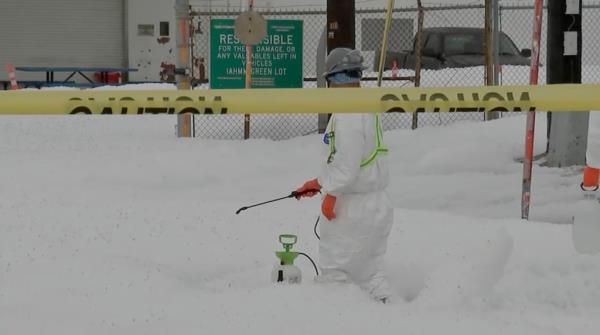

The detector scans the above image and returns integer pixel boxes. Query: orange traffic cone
[581,166,599,191]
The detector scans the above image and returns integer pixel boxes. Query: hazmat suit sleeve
[318,114,365,196]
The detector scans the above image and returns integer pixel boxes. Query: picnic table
[15,66,138,85]
[1,80,76,90]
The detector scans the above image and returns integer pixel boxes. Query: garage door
[0,0,125,82]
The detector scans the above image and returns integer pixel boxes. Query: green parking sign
[210,19,303,89]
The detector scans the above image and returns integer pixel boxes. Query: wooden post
[327,0,356,50]
[175,0,192,90]
[177,113,194,138]
[412,0,424,130]
[175,0,193,138]
[325,0,355,123]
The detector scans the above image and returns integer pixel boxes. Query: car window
[424,34,442,54]
[444,34,483,55]
[499,33,521,55]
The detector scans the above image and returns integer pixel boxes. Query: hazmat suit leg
[318,190,394,300]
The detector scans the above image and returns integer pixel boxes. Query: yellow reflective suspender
[327,114,388,168]
[360,114,389,167]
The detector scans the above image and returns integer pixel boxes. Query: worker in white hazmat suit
[582,111,600,198]
[296,48,394,303]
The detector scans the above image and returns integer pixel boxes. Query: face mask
[327,70,362,84]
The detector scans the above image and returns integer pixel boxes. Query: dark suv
[378,27,532,70]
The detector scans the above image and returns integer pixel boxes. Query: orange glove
[321,194,337,220]
[296,178,321,198]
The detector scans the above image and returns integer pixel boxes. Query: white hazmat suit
[316,113,394,300]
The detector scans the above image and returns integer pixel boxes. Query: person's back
[320,113,389,194]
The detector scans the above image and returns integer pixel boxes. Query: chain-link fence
[190,2,600,140]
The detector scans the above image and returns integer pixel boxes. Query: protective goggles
[327,70,363,84]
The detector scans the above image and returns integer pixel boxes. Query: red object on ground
[582,166,600,189]
[391,60,398,79]
[6,64,19,90]
[94,71,121,84]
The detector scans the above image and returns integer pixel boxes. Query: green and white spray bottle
[272,234,302,284]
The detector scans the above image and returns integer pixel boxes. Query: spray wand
[236,190,322,280]
[235,189,320,214]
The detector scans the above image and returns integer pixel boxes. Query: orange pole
[521,0,543,219]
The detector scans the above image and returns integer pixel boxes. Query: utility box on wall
[127,0,177,82]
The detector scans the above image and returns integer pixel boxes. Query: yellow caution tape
[0,84,598,115]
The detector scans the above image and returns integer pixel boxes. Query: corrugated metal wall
[0,0,125,82]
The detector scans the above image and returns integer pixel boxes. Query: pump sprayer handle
[292,189,321,199]
[235,189,321,214]
[279,234,297,246]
